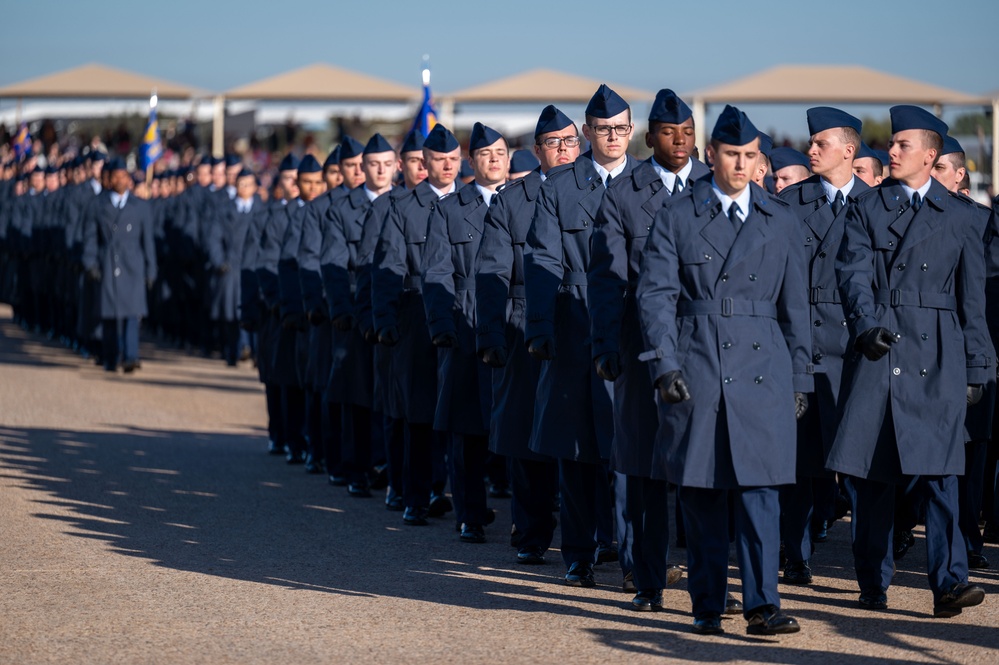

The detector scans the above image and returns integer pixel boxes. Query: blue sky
[2,0,997,138]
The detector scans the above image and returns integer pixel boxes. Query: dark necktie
[831,190,844,216]
[728,203,742,231]
[672,178,683,196]
[911,192,922,213]
[605,173,613,186]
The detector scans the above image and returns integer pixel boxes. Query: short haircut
[959,171,970,191]
[943,151,966,171]
[841,127,861,152]
[869,158,883,179]
[922,130,943,156]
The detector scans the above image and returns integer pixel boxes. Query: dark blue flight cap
[177,166,191,178]
[769,147,810,172]
[210,156,224,167]
[339,135,365,160]
[459,159,473,178]
[711,105,758,146]
[424,124,460,152]
[363,133,395,155]
[758,132,773,157]
[889,105,948,138]
[298,154,322,174]
[535,104,574,138]
[856,142,877,162]
[278,153,300,172]
[585,84,629,119]
[510,149,540,173]
[874,149,890,167]
[648,89,692,124]
[44,164,59,175]
[324,145,341,168]
[89,150,107,163]
[941,135,964,156]
[806,106,862,135]
[237,166,255,179]
[195,154,212,167]
[400,129,425,154]
[225,154,241,167]
[469,122,504,151]
[108,157,128,172]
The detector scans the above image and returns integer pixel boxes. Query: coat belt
[403,275,422,291]
[677,298,777,319]
[561,271,588,286]
[508,285,526,299]
[874,289,956,311]
[455,277,475,291]
[809,287,841,304]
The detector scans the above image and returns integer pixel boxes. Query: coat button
[806,236,813,242]
[723,377,733,384]
[813,353,823,362]
[841,320,847,326]
[126,224,132,232]
[468,233,473,239]
[897,263,906,271]
[892,367,901,376]
[920,369,928,376]
[814,320,822,327]
[583,221,588,227]
[114,268,121,277]
[704,254,712,260]
[721,273,729,281]
[749,274,757,281]
[752,342,761,350]
[921,263,928,271]
[819,251,827,258]
[888,241,894,246]
[722,342,732,349]
[921,333,928,340]
[754,376,764,384]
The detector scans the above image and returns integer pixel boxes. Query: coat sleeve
[636,205,681,384]
[371,199,407,333]
[298,202,324,314]
[206,211,225,269]
[475,192,514,351]
[775,213,813,393]
[353,201,385,335]
[422,203,457,338]
[320,203,352,321]
[958,206,991,385]
[277,208,304,316]
[81,198,98,273]
[256,207,281,310]
[524,177,565,342]
[836,199,879,339]
[143,203,158,284]
[588,186,628,359]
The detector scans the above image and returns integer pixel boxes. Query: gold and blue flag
[12,122,30,159]
[410,64,437,138]
[140,99,163,170]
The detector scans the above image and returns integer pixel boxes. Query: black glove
[855,326,896,361]
[281,311,308,331]
[87,267,101,282]
[527,335,556,360]
[481,346,509,368]
[657,370,691,404]
[594,352,622,382]
[794,392,809,420]
[968,384,984,406]
[378,325,400,347]
[332,314,355,332]
[361,325,377,344]
[308,307,329,326]
[432,331,458,348]
[218,263,230,275]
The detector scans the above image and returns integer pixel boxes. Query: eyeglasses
[537,136,581,149]
[588,124,633,137]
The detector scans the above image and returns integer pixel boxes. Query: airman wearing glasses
[525,85,639,590]
[589,89,711,612]
[476,105,579,567]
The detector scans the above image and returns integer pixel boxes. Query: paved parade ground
[1,303,998,664]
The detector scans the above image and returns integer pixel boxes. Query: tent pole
[693,98,706,157]
[212,95,225,157]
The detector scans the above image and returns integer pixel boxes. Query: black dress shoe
[893,529,915,560]
[746,605,800,635]
[596,544,619,564]
[304,455,324,474]
[967,551,990,569]
[510,525,523,548]
[724,593,743,615]
[122,360,138,374]
[403,506,430,526]
[484,508,496,526]
[347,483,372,498]
[565,561,595,587]
[427,493,453,517]
[811,519,828,543]
[858,588,888,610]
[622,572,637,593]
[385,491,404,511]
[327,474,348,486]
[369,464,389,490]
[692,615,723,635]
[286,449,306,465]
[516,548,545,565]
[934,582,985,618]
[666,564,684,586]
[460,523,486,543]
[631,590,663,612]
[267,440,285,456]
[782,560,813,585]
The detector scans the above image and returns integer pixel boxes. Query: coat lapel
[692,178,733,260]
[720,184,773,273]
[892,180,947,258]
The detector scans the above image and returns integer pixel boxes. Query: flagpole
[145,91,157,189]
